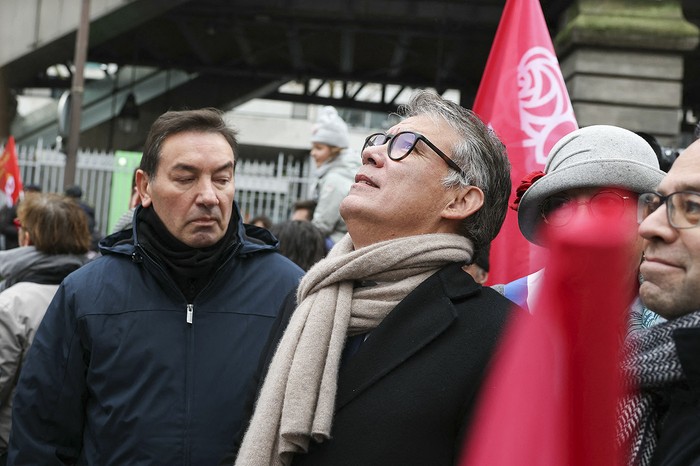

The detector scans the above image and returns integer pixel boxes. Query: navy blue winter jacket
[8,206,303,465]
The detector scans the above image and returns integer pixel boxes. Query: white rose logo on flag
[518,46,577,164]
[4,175,15,207]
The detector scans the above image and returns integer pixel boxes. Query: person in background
[290,199,317,222]
[8,108,304,465]
[309,106,360,246]
[0,184,41,251]
[250,214,273,229]
[235,90,513,466]
[111,168,142,234]
[269,220,327,271]
[64,185,100,253]
[497,125,665,335]
[0,193,91,465]
[463,244,490,285]
[291,199,334,251]
[618,137,700,465]
[636,130,687,174]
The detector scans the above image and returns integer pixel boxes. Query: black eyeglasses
[541,191,632,227]
[638,191,700,229]
[362,131,466,178]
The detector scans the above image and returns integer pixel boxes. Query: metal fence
[17,143,115,236]
[13,141,315,237]
[234,153,316,224]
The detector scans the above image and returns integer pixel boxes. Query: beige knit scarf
[234,233,473,466]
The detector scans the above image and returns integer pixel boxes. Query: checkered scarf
[617,310,700,465]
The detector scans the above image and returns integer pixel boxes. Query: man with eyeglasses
[618,138,700,465]
[498,125,666,336]
[234,90,514,466]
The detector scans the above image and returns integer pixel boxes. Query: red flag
[0,136,23,207]
[473,0,577,285]
[460,211,629,466]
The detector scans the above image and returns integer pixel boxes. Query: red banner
[0,136,23,207]
[473,0,577,284]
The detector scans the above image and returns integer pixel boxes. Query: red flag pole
[472,0,577,285]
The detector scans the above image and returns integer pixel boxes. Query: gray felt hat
[518,125,665,245]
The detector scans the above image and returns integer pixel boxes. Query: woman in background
[309,106,359,246]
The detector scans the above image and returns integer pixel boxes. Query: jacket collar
[335,262,480,408]
[0,246,88,291]
[98,202,279,258]
[314,148,359,179]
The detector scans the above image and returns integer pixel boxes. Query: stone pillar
[556,0,699,146]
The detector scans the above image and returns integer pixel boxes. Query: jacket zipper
[134,246,193,463]
[184,303,194,466]
[134,242,242,465]
[186,304,194,324]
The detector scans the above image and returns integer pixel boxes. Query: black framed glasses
[638,191,700,229]
[362,131,466,178]
[541,191,632,227]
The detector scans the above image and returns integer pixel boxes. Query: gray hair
[399,90,511,249]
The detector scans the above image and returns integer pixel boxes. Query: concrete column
[556,0,699,146]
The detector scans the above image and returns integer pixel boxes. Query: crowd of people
[0,90,699,465]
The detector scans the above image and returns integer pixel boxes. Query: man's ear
[135,169,152,208]
[441,186,484,220]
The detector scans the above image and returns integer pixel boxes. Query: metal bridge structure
[1,0,699,153]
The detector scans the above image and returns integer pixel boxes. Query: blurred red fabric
[460,209,630,466]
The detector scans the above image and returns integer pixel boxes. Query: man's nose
[362,144,386,167]
[196,179,219,206]
[639,202,676,242]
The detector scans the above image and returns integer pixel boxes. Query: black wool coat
[257,262,515,466]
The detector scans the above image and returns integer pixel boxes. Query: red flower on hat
[509,170,546,211]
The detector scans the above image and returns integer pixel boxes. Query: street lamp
[117,92,139,134]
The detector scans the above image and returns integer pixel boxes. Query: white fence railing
[18,144,115,237]
[12,141,315,237]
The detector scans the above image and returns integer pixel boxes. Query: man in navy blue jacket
[8,108,303,465]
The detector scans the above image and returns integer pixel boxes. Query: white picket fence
[13,141,316,237]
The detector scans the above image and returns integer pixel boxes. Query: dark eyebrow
[676,184,700,193]
[171,161,234,173]
[171,163,198,173]
[657,183,700,196]
[213,161,234,173]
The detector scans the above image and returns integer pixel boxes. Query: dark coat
[8,206,304,466]
[259,262,514,466]
[650,327,700,466]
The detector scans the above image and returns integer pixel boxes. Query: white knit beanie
[311,106,349,148]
